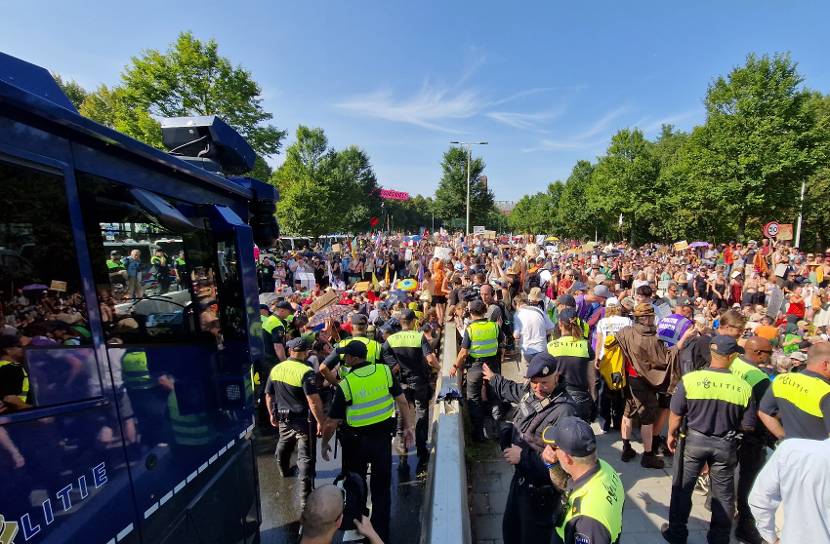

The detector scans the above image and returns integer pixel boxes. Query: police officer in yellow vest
[0,335,30,411]
[548,308,595,422]
[758,340,830,441]
[381,308,440,475]
[120,349,170,446]
[263,300,293,362]
[662,336,756,544]
[541,417,623,544]
[452,299,504,442]
[728,336,773,544]
[321,340,414,543]
[319,313,382,385]
[265,337,327,506]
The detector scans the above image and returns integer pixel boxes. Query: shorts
[432,295,447,305]
[624,376,658,425]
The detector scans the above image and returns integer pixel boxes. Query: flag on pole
[384,264,390,285]
[392,270,398,290]
[372,271,380,290]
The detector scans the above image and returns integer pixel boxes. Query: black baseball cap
[351,313,369,326]
[259,303,271,312]
[525,352,560,379]
[400,309,416,321]
[710,335,744,356]
[542,416,597,457]
[558,308,577,323]
[286,337,310,351]
[469,299,487,315]
[336,340,368,359]
[275,300,293,311]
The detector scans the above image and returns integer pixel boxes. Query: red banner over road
[379,188,410,201]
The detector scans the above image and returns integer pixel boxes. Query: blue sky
[3,1,829,201]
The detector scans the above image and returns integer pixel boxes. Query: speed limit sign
[764,221,780,239]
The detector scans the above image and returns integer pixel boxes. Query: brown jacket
[616,322,675,390]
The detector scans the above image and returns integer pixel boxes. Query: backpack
[599,335,626,391]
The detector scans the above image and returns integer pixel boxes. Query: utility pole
[795,179,806,248]
[450,140,488,235]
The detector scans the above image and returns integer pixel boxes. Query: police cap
[351,313,369,326]
[542,416,596,457]
[286,337,310,352]
[275,300,293,311]
[399,309,416,321]
[710,335,744,356]
[259,303,271,312]
[525,352,560,379]
[558,307,577,323]
[556,294,576,308]
[336,340,368,359]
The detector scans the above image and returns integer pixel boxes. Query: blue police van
[0,52,277,543]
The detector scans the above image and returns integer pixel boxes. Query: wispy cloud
[522,106,629,152]
[486,107,565,130]
[635,109,703,134]
[336,85,486,133]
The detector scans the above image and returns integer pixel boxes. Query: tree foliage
[508,52,830,249]
[52,74,88,109]
[434,146,498,229]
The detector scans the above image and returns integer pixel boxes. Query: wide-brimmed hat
[632,303,655,317]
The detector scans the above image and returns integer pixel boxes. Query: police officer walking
[547,308,595,422]
[758,341,830,440]
[265,337,327,508]
[321,340,414,543]
[452,299,504,442]
[381,308,440,476]
[662,336,756,544]
[728,336,773,544]
[482,354,578,544]
[541,417,624,544]
[320,313,382,385]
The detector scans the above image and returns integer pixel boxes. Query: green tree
[556,160,596,239]
[332,146,382,232]
[248,156,273,183]
[588,129,659,243]
[693,53,818,238]
[52,74,88,109]
[117,31,285,157]
[434,146,496,229]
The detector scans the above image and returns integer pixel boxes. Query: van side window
[0,159,96,412]
[78,174,224,345]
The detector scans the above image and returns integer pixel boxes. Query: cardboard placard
[525,243,540,258]
[352,281,370,293]
[673,240,689,252]
[50,280,67,292]
[308,289,338,314]
[777,224,794,241]
[482,230,497,239]
[473,225,485,234]
[766,286,786,318]
[295,272,316,291]
[332,243,342,254]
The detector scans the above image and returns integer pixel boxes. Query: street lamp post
[450,140,488,235]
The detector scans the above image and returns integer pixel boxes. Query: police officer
[265,337,327,507]
[319,313,382,385]
[482,353,578,544]
[758,341,830,440]
[263,300,293,362]
[662,336,756,544]
[321,340,414,543]
[452,299,504,442]
[381,308,440,475]
[729,336,773,544]
[548,308,595,422]
[541,417,624,544]
[0,335,30,411]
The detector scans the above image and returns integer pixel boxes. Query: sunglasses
[754,349,773,355]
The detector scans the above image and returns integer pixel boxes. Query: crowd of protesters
[256,232,830,544]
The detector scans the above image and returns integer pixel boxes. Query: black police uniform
[381,327,435,468]
[461,317,505,441]
[758,368,830,439]
[264,351,318,500]
[664,362,756,544]
[328,359,403,543]
[729,357,773,541]
[488,354,578,544]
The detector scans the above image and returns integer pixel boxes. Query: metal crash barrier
[421,322,471,544]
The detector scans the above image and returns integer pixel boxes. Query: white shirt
[749,437,830,544]
[513,305,555,356]
[594,315,632,359]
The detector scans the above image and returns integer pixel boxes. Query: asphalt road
[256,426,425,544]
